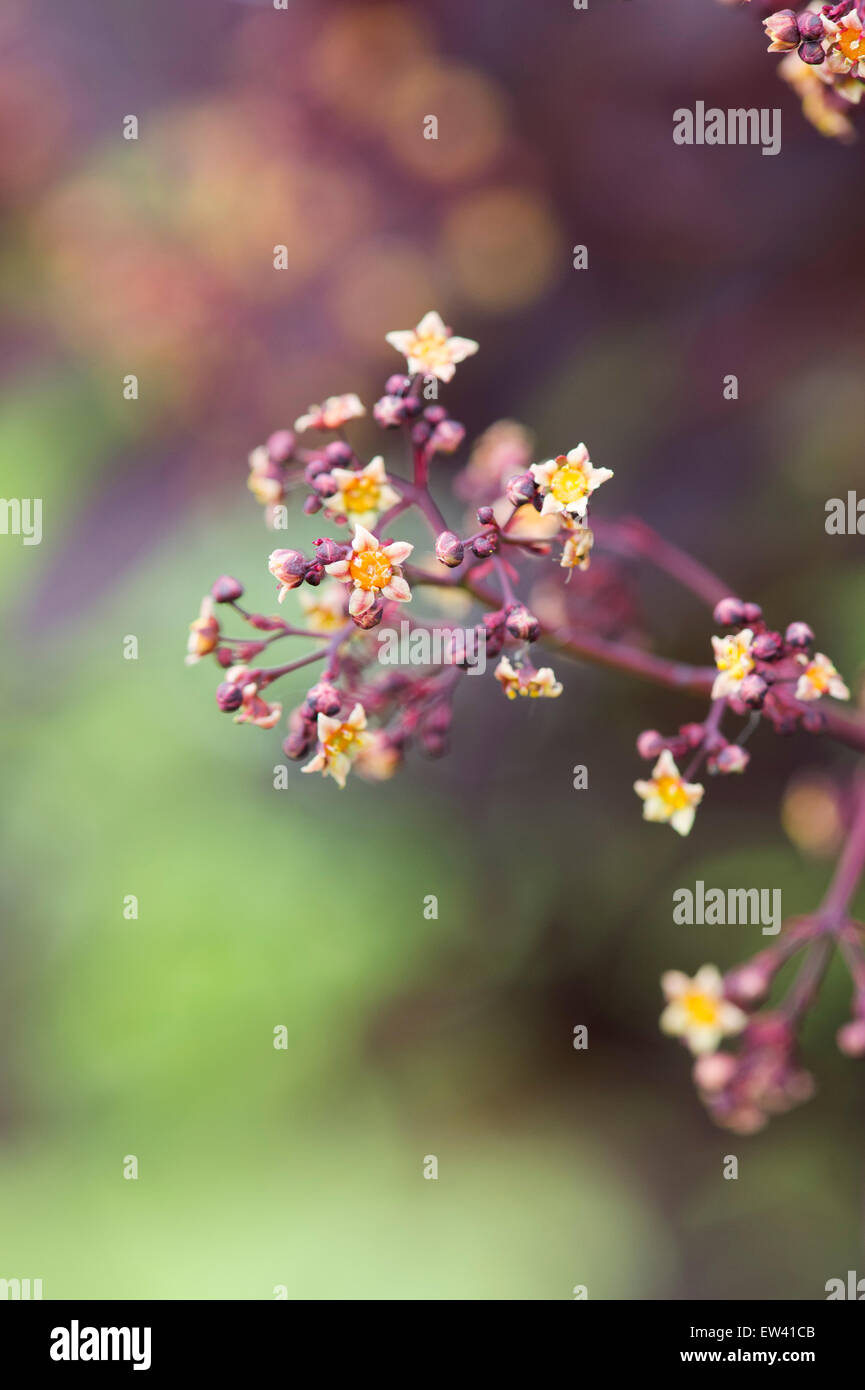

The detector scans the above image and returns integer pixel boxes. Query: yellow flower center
[656,775,690,811]
[839,28,864,60]
[349,549,393,590]
[550,460,589,505]
[325,725,358,756]
[716,640,753,682]
[343,475,380,512]
[683,991,720,1027]
[806,664,830,693]
[414,331,448,367]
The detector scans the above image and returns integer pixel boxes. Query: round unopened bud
[303,681,342,717]
[837,1019,865,1057]
[385,373,412,397]
[373,395,408,429]
[313,537,350,565]
[353,602,384,629]
[429,419,465,454]
[435,531,465,568]
[266,429,295,465]
[211,575,244,604]
[505,472,538,507]
[785,620,814,650]
[311,471,338,498]
[304,457,332,483]
[482,609,507,657]
[636,729,665,759]
[505,604,540,643]
[692,1052,738,1093]
[724,962,769,1005]
[764,8,799,45]
[423,404,447,424]
[215,647,234,668]
[304,560,325,587]
[216,681,245,713]
[752,630,783,661]
[742,602,763,625]
[402,396,424,421]
[303,496,322,516]
[410,420,432,447]
[712,596,747,627]
[233,640,266,661]
[282,729,312,761]
[740,673,768,709]
[477,506,495,525]
[796,10,824,42]
[471,532,499,558]
[714,743,750,774]
[798,37,825,62]
[268,548,307,590]
[323,440,354,468]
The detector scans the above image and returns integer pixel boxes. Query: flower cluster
[634,595,849,837]
[187,311,626,791]
[188,310,865,1135]
[730,0,865,139]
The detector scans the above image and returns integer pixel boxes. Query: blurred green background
[1,0,864,1299]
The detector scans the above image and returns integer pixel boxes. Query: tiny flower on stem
[385,310,478,383]
[299,581,348,634]
[711,627,755,700]
[302,702,370,788]
[795,651,850,702]
[635,749,704,836]
[325,524,413,620]
[823,7,865,75]
[323,455,399,527]
[234,681,282,730]
[560,517,594,571]
[660,965,747,1055]
[494,655,563,699]
[530,444,613,520]
[185,596,220,665]
[294,394,365,434]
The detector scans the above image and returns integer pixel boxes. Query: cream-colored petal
[383,540,413,565]
[383,576,411,603]
[349,587,376,617]
[661,970,691,1000]
[670,806,696,836]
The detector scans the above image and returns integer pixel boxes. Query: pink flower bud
[693,1052,738,1092]
[471,532,498,558]
[680,722,705,749]
[785,620,814,650]
[266,429,296,465]
[798,37,825,62]
[211,575,244,604]
[636,729,665,759]
[763,9,800,47]
[752,631,783,661]
[505,604,541,643]
[268,549,306,591]
[353,601,384,629]
[429,419,466,454]
[314,537,350,565]
[796,10,824,42]
[505,472,538,507]
[712,596,747,627]
[373,394,408,429]
[303,681,342,718]
[216,681,245,712]
[740,673,768,709]
[714,743,750,774]
[742,602,763,625]
[282,729,312,760]
[435,531,465,568]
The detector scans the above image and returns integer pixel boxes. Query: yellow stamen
[349,550,393,589]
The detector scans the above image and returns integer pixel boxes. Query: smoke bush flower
[385,310,478,382]
[795,651,851,701]
[529,444,614,520]
[494,655,563,700]
[322,456,400,527]
[302,703,370,788]
[711,628,755,699]
[325,524,413,620]
[634,750,704,836]
[294,393,365,433]
[660,966,747,1054]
